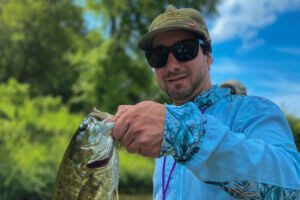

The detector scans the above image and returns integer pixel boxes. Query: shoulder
[235,95,291,132]
[238,95,283,115]
[216,94,283,115]
[220,94,287,127]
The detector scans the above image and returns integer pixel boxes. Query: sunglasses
[146,39,203,68]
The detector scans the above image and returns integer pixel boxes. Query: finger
[134,134,162,157]
[115,109,127,118]
[116,105,134,116]
[118,127,136,146]
[105,116,117,123]
[110,113,130,140]
[125,139,139,154]
[107,105,133,122]
[140,146,160,158]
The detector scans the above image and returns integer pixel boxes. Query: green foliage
[119,149,154,194]
[286,114,300,150]
[153,90,173,104]
[0,0,86,101]
[0,0,220,113]
[0,79,83,200]
[70,37,159,113]
[85,0,219,45]
[0,79,155,199]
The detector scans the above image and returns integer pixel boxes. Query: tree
[70,36,158,113]
[85,0,219,44]
[0,79,83,200]
[0,0,86,102]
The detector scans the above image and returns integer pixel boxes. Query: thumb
[105,116,117,123]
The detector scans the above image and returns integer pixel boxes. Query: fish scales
[52,109,119,200]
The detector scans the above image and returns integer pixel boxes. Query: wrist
[160,102,207,163]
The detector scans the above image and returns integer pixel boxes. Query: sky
[206,0,300,117]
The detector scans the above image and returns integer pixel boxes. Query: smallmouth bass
[52,109,119,200]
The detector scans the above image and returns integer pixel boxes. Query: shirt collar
[193,85,231,110]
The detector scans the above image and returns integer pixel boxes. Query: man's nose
[165,52,180,72]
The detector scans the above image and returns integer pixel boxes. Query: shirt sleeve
[160,98,300,199]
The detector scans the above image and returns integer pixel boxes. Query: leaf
[0,109,11,121]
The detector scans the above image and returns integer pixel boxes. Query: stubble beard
[163,79,200,104]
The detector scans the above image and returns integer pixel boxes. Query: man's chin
[166,89,193,104]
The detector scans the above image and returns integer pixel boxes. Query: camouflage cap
[138,5,211,51]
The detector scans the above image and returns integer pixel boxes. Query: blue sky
[207,0,300,117]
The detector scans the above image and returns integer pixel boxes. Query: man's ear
[206,53,213,68]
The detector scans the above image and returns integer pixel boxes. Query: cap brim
[138,25,206,51]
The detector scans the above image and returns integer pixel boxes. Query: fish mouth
[86,149,113,169]
[86,158,110,169]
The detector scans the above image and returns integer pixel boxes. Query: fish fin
[113,188,119,200]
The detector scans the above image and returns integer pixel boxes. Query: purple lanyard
[162,108,207,200]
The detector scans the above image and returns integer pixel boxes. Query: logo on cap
[188,23,197,29]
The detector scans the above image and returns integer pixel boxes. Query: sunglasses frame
[146,38,205,68]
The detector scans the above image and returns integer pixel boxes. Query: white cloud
[270,95,300,117]
[210,0,300,43]
[275,47,300,56]
[211,58,244,75]
[238,39,265,52]
[249,78,300,117]
[257,78,300,95]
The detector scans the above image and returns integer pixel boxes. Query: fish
[52,108,119,200]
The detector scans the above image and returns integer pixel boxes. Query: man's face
[152,30,212,105]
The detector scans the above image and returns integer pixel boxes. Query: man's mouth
[167,75,187,82]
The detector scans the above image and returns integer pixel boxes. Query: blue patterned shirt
[154,85,300,200]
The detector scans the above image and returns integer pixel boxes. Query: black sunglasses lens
[146,47,169,68]
[173,39,199,62]
[146,39,199,68]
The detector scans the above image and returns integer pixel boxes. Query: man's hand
[108,101,165,157]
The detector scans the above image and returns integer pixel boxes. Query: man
[109,5,300,199]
